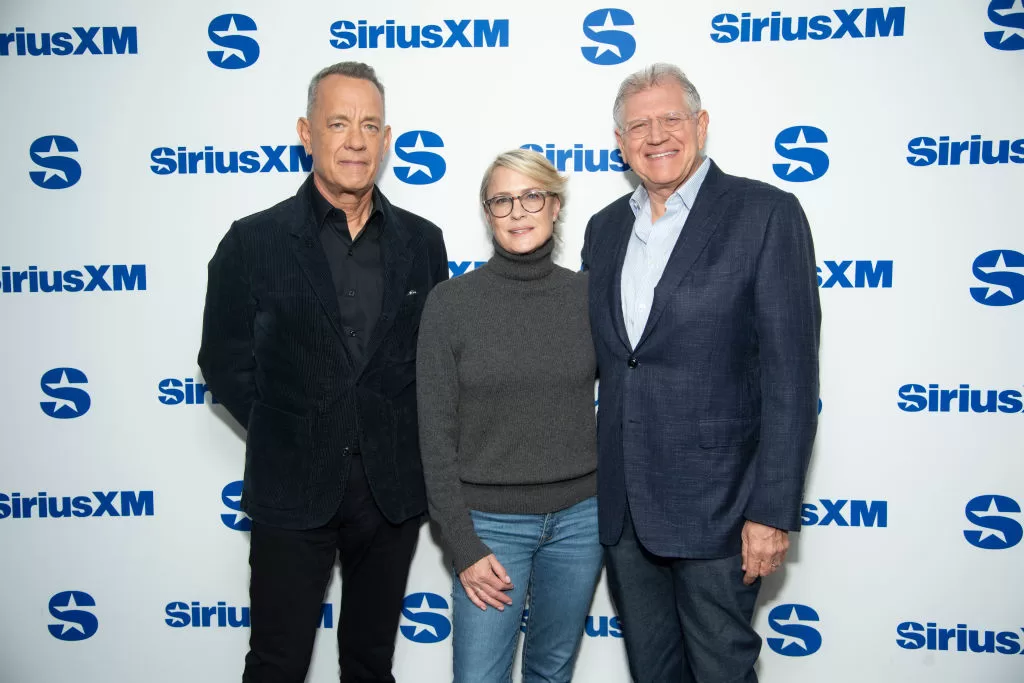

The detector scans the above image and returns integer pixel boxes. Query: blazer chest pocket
[698,416,759,449]
[396,287,426,318]
[386,289,427,345]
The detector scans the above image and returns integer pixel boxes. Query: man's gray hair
[306,61,385,119]
[612,63,702,130]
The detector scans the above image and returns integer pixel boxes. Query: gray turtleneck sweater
[416,238,597,572]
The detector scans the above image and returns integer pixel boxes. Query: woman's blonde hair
[479,148,568,228]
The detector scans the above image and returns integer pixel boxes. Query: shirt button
[627,357,638,369]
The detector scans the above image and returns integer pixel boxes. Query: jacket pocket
[698,416,759,449]
[246,401,312,510]
[382,359,416,398]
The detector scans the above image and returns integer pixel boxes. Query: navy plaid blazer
[582,161,821,558]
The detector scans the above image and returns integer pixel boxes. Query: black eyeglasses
[483,190,555,218]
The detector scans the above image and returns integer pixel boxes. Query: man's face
[297,74,390,198]
[615,81,709,196]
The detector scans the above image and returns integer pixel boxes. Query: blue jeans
[451,497,602,683]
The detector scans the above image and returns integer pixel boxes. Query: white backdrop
[2,1,1023,681]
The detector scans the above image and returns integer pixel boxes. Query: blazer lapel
[363,195,418,365]
[634,162,731,350]
[607,200,635,352]
[286,179,348,347]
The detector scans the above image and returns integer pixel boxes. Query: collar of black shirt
[309,180,383,243]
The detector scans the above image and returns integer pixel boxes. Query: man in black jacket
[198,61,448,683]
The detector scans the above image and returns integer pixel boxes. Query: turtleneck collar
[486,237,556,281]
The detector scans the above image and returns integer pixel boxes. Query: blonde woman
[417,149,601,683]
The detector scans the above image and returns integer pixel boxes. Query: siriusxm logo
[964,495,1022,550]
[766,604,822,656]
[49,591,98,641]
[0,26,137,56]
[393,131,446,185]
[972,250,1024,306]
[221,481,251,532]
[773,126,828,182]
[519,143,628,173]
[400,592,451,643]
[40,367,90,419]
[2,264,146,294]
[158,378,217,406]
[521,608,624,637]
[906,134,1024,166]
[817,260,892,288]
[29,135,81,189]
[166,601,333,628]
[584,615,623,638]
[0,490,153,519]
[802,499,887,527]
[329,18,508,49]
[207,14,259,69]
[150,145,312,175]
[711,7,905,43]
[897,384,1024,414]
[897,621,1024,655]
[986,0,1024,50]
[580,8,635,65]
[449,261,486,278]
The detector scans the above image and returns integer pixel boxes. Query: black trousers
[243,455,421,683]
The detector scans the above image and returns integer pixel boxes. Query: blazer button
[341,447,351,457]
[627,357,638,369]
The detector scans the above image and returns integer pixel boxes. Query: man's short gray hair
[306,61,385,120]
[612,63,702,130]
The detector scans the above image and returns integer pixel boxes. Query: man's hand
[741,520,789,586]
[458,554,514,611]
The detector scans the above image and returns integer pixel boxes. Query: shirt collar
[309,179,382,232]
[629,156,712,217]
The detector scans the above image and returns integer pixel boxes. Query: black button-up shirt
[309,181,384,370]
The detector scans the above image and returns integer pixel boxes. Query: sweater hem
[461,471,597,515]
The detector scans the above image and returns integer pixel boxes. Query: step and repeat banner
[2,1,1022,681]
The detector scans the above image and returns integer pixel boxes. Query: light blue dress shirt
[620,156,712,349]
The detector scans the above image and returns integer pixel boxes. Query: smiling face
[615,80,709,199]
[485,166,560,254]
[297,74,391,200]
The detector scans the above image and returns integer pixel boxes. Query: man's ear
[297,117,312,154]
[614,128,627,165]
[696,110,710,152]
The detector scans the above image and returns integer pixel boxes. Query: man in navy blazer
[198,62,447,682]
[582,64,820,682]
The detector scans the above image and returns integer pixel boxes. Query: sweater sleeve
[416,287,492,573]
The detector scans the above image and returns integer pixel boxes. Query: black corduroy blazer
[198,175,448,529]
